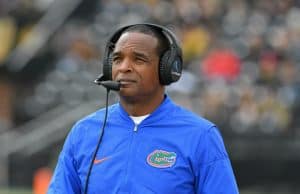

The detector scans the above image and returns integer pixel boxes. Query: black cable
[84,88,110,194]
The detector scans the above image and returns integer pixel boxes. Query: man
[48,23,239,193]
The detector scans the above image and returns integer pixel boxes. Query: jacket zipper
[133,124,138,132]
[123,123,139,191]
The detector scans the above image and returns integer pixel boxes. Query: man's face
[111,32,164,101]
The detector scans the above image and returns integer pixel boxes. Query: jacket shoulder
[173,104,215,128]
[70,103,119,135]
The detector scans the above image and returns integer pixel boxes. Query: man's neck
[120,93,165,116]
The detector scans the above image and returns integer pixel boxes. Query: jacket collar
[116,95,175,125]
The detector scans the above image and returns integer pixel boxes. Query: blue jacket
[48,96,239,194]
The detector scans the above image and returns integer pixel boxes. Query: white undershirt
[130,114,150,125]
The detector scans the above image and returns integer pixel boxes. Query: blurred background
[1,0,300,193]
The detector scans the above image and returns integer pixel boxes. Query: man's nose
[118,58,133,72]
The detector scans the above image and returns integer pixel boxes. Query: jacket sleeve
[47,126,82,194]
[194,126,239,194]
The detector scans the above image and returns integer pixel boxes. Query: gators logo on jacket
[147,150,177,168]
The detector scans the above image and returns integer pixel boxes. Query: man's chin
[119,89,136,97]
[119,90,140,102]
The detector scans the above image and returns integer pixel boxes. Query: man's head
[102,23,182,86]
[111,28,163,102]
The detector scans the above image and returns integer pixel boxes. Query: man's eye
[136,58,146,63]
[112,57,120,63]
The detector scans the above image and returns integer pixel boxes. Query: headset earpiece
[159,45,182,85]
[159,50,171,85]
[102,41,115,80]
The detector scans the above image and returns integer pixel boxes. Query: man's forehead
[116,32,157,45]
[114,32,158,52]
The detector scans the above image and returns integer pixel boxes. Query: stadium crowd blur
[1,0,300,136]
[1,0,300,190]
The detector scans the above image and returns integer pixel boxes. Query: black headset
[101,23,183,85]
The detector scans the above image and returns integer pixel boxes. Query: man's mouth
[117,79,136,86]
